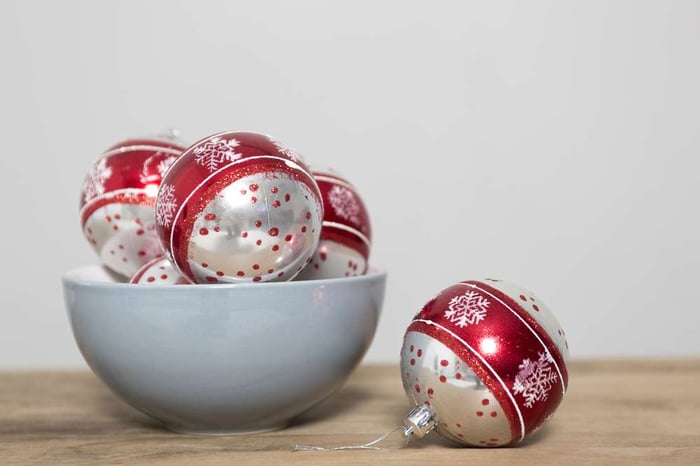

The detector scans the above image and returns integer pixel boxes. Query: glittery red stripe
[80,191,153,227]
[466,281,569,389]
[407,320,522,445]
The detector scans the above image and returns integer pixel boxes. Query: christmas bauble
[296,170,371,280]
[400,279,569,447]
[155,130,323,284]
[130,256,190,285]
[80,135,187,277]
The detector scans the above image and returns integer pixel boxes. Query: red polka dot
[409,345,414,352]
[427,388,434,397]
[214,226,220,232]
[216,271,224,277]
[519,294,527,301]
[202,263,208,268]
[314,264,319,269]
[456,423,461,428]
[439,375,447,383]
[251,196,257,204]
[482,398,490,406]
[199,228,208,235]
[147,276,155,282]
[105,216,111,222]
[272,245,279,251]
[204,213,216,221]
[240,189,247,195]
[305,212,311,220]
[277,272,284,277]
[249,184,259,192]
[256,239,262,246]
[118,244,124,250]
[136,229,144,236]
[267,268,274,274]
[252,264,260,270]
[268,227,279,236]
[110,250,115,255]
[455,373,462,379]
[206,276,218,282]
[253,276,261,282]
[409,359,415,366]
[137,250,146,257]
[255,220,262,228]
[236,271,245,277]
[285,193,291,202]
[476,411,484,417]
[414,384,421,393]
[417,349,423,357]
[532,304,540,312]
[440,359,449,367]
[121,257,127,262]
[490,411,498,417]
[160,274,168,280]
[320,252,327,261]
[114,214,121,220]
[301,226,307,233]
[272,200,281,208]
[271,186,278,193]
[285,234,293,241]
[113,225,119,231]
[87,228,93,234]
[241,232,248,238]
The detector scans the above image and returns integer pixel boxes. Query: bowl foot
[164,423,288,436]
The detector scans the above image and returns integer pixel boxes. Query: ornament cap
[403,405,436,439]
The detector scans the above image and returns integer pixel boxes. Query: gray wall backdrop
[1,0,698,368]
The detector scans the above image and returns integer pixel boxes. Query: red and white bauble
[80,136,186,277]
[401,279,569,447]
[130,256,190,285]
[296,170,371,280]
[155,130,323,284]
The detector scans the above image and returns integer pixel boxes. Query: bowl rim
[62,264,387,291]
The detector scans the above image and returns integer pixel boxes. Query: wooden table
[1,360,699,465]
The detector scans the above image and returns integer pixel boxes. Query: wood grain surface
[1,360,698,465]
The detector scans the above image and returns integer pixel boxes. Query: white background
[1,0,698,369]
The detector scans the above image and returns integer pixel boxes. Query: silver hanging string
[293,425,410,451]
[293,405,437,452]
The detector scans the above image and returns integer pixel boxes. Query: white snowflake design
[267,135,302,163]
[193,137,242,172]
[512,352,559,408]
[82,157,113,203]
[328,185,361,224]
[444,290,489,328]
[140,153,178,184]
[156,155,177,178]
[156,183,177,227]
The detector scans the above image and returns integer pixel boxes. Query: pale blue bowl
[62,265,386,434]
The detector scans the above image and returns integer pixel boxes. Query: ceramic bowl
[62,265,386,434]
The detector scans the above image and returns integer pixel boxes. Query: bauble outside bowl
[62,265,386,434]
